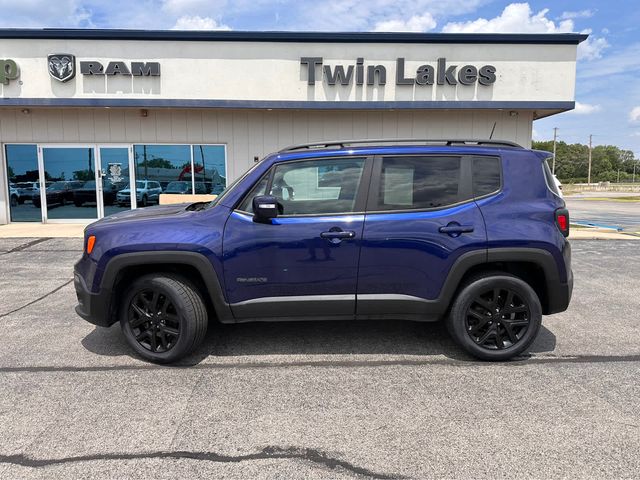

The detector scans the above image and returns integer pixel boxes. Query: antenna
[489,122,497,140]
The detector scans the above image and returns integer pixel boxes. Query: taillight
[555,209,569,237]
[86,235,96,254]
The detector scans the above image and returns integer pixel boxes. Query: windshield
[121,181,145,190]
[166,181,190,192]
[48,182,66,191]
[205,160,263,209]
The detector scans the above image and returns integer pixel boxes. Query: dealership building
[0,29,585,224]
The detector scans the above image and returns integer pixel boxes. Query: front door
[39,145,99,222]
[357,154,488,318]
[222,156,371,320]
[37,145,135,222]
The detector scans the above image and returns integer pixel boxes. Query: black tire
[10,195,18,207]
[18,198,25,205]
[119,274,208,364]
[140,194,148,207]
[33,200,41,208]
[446,273,542,361]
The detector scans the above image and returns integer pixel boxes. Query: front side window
[269,158,366,216]
[373,156,465,211]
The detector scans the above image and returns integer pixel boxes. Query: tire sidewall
[119,275,201,363]
[448,275,542,361]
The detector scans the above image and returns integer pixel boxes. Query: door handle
[320,228,356,244]
[439,223,474,237]
[320,231,356,239]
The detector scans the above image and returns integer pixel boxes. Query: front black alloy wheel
[446,274,542,361]
[120,274,208,363]
[128,289,181,353]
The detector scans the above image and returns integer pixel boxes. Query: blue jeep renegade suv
[74,139,573,363]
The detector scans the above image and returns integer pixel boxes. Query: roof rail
[278,138,523,152]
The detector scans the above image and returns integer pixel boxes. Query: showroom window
[133,145,227,202]
[133,144,226,203]
[4,144,41,222]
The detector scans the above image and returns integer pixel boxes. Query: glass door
[97,145,134,216]
[39,145,99,222]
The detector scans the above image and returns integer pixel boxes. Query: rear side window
[373,156,465,211]
[472,156,501,197]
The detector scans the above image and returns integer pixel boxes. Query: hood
[93,203,193,225]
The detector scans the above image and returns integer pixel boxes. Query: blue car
[74,139,573,363]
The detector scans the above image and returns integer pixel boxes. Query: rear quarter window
[542,159,560,196]
[472,156,501,197]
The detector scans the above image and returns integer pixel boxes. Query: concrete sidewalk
[0,223,87,238]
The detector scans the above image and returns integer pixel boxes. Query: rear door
[222,156,372,320]
[357,154,491,318]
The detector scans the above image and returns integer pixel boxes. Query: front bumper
[74,267,114,327]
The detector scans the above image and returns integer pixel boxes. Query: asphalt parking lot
[0,238,638,479]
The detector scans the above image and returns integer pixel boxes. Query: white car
[9,184,19,207]
[116,180,163,207]
[553,175,563,197]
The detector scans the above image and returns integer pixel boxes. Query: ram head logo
[48,54,76,82]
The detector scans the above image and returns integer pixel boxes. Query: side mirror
[252,195,279,223]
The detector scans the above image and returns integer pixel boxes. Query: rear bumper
[546,266,573,314]
[74,267,114,327]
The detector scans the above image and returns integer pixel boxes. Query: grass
[576,196,640,202]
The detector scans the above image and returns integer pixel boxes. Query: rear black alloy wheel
[120,274,208,363]
[465,287,530,350]
[446,274,542,361]
[128,288,181,353]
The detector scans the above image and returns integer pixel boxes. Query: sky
[0,0,638,155]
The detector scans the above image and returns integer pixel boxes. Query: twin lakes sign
[47,53,160,82]
[300,57,496,87]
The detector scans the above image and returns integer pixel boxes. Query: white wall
[0,39,577,103]
[0,107,533,224]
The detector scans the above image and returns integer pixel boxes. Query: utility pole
[588,134,593,185]
[552,127,558,174]
[634,159,637,183]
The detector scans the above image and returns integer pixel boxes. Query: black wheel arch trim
[97,251,233,326]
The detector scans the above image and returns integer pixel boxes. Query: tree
[137,158,173,169]
[532,140,638,183]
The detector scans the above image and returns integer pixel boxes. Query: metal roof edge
[0,29,589,44]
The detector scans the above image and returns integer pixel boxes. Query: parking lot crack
[0,446,408,479]
[0,279,73,319]
[0,238,52,255]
